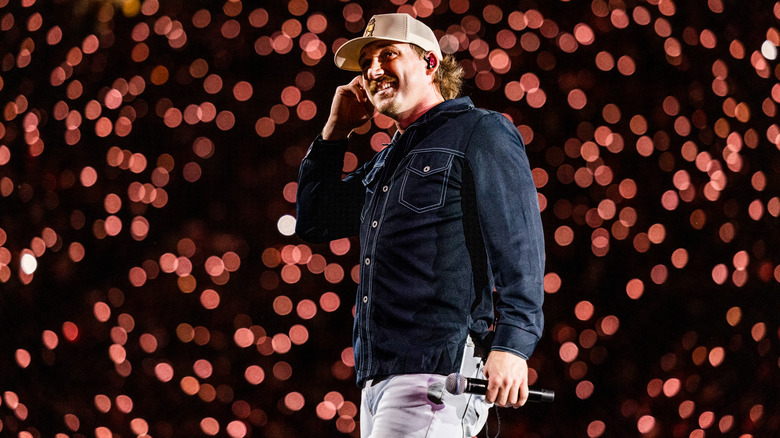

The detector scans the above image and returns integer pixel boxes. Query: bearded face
[359,42,437,123]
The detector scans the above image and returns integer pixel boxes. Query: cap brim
[334,36,403,71]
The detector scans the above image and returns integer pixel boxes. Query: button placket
[356,131,406,381]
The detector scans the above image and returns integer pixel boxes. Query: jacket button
[423,165,431,173]
[363,296,368,303]
[382,185,389,192]
[371,220,378,228]
[364,258,371,265]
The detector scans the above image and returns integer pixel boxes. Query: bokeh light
[0,1,778,437]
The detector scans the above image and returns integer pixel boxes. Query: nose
[364,57,383,79]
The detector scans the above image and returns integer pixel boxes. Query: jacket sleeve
[295,135,366,243]
[465,112,545,360]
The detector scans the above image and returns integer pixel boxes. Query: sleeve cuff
[305,135,350,162]
[491,323,540,360]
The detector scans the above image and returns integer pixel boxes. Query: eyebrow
[358,42,399,66]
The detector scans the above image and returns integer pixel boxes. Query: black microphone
[445,373,555,403]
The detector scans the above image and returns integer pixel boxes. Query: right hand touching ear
[322,76,375,141]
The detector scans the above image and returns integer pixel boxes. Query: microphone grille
[444,373,467,395]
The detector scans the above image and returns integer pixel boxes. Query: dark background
[0,0,779,437]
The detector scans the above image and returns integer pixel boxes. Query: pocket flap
[406,151,453,177]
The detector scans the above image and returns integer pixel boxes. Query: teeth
[373,80,394,93]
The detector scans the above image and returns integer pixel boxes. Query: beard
[374,99,401,119]
[367,75,402,119]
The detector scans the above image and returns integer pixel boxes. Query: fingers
[508,383,520,407]
[337,77,374,116]
[354,78,375,115]
[342,76,368,103]
[324,77,373,140]
[482,351,530,408]
[484,374,528,407]
[333,77,360,103]
[350,76,375,118]
[514,383,528,408]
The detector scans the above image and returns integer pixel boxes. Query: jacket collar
[407,96,475,129]
[387,96,475,150]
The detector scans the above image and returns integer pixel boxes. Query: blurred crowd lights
[0,0,779,437]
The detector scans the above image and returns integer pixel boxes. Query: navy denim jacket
[296,97,545,386]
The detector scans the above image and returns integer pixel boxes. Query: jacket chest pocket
[399,151,455,213]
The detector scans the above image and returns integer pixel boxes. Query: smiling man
[296,13,546,437]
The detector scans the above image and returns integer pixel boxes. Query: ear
[424,52,438,70]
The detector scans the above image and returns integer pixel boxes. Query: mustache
[367,76,396,94]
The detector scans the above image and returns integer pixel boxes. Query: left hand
[482,350,529,408]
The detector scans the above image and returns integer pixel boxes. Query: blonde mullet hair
[411,45,464,100]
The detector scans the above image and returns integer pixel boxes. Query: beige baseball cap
[334,13,443,71]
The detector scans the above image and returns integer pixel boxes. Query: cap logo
[364,18,375,37]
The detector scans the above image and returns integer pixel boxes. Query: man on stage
[296,13,545,437]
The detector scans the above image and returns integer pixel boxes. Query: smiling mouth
[370,77,396,95]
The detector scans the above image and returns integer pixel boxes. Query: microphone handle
[465,378,555,402]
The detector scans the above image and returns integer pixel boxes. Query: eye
[380,50,397,61]
[359,55,376,73]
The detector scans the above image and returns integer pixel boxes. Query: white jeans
[360,337,491,438]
